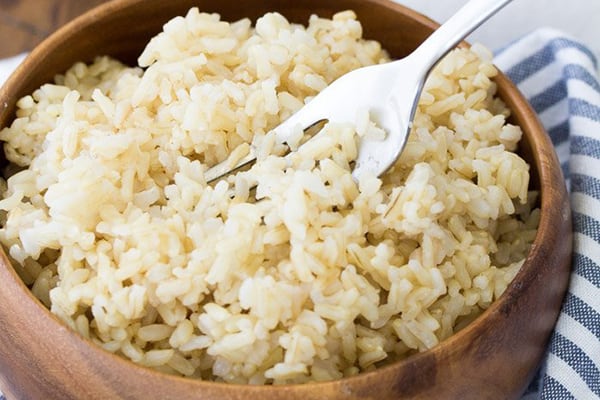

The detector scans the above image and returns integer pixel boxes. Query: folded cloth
[0,28,599,400]
[495,29,600,399]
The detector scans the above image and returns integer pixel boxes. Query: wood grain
[0,0,107,58]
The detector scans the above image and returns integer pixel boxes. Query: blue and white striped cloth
[0,28,599,399]
[495,29,600,399]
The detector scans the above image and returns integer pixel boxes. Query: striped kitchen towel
[0,28,598,399]
[495,29,600,399]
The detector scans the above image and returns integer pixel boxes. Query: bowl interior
[0,0,570,399]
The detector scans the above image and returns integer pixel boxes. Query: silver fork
[205,0,513,183]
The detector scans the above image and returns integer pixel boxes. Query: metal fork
[205,0,513,183]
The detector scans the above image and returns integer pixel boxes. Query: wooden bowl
[0,0,572,399]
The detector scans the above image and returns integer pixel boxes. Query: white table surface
[394,0,600,66]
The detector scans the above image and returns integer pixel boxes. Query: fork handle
[410,0,513,75]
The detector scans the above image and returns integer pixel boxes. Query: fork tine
[204,151,258,183]
[205,119,329,184]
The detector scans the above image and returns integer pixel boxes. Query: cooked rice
[0,8,539,384]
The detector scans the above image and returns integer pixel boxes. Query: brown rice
[0,9,538,384]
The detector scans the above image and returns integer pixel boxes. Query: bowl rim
[0,0,572,396]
